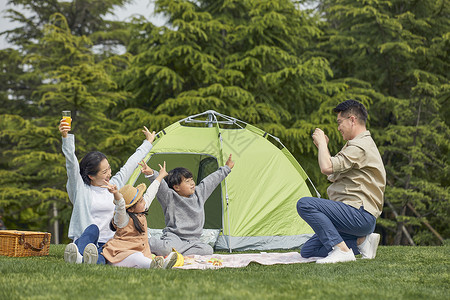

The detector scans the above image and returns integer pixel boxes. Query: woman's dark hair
[79,151,107,185]
[333,100,368,124]
[165,167,193,189]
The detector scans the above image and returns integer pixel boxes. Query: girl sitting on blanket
[101,162,177,269]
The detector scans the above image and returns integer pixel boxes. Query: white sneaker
[358,233,381,259]
[83,243,98,264]
[316,247,356,264]
[163,251,177,269]
[152,256,164,269]
[64,243,82,264]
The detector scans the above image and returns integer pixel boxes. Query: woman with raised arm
[59,118,155,264]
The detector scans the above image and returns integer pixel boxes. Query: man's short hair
[333,100,368,124]
[165,167,194,189]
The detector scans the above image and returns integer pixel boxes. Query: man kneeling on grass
[297,100,386,264]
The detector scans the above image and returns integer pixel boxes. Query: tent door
[197,156,222,229]
[144,153,222,229]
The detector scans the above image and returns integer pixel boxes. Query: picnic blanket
[175,252,318,270]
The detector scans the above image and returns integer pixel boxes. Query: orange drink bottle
[62,111,71,126]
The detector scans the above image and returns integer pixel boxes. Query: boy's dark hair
[166,167,194,189]
[333,100,368,124]
[79,151,108,185]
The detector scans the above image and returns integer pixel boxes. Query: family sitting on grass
[60,99,385,267]
[59,118,234,268]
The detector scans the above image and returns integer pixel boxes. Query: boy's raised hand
[154,161,168,183]
[142,126,156,144]
[225,154,234,169]
[158,161,168,178]
[139,160,154,176]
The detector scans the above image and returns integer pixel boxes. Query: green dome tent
[127,111,318,252]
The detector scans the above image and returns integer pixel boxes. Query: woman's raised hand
[59,119,71,138]
[142,126,156,144]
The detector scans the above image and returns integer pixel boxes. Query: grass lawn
[0,245,449,300]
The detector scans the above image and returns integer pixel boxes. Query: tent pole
[225,179,231,253]
[209,111,232,253]
[218,129,232,253]
[308,177,321,198]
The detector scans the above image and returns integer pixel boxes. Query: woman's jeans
[74,224,106,264]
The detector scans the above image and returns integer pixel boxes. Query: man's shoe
[64,243,82,264]
[316,247,356,264]
[358,233,381,259]
[83,243,98,264]
[163,251,178,269]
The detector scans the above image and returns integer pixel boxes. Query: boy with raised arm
[140,155,234,256]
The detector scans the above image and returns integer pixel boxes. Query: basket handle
[18,233,50,252]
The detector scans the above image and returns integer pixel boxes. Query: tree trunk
[386,199,415,246]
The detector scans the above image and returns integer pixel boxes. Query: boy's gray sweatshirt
[147,166,231,240]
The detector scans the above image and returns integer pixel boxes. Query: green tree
[0,0,145,239]
[0,0,135,137]
[318,0,450,245]
[120,0,374,193]
[2,0,133,51]
[0,13,129,241]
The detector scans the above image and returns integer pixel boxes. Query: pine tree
[318,0,450,245]
[0,0,134,133]
[0,13,129,240]
[0,1,142,237]
[2,0,133,51]
[120,0,368,193]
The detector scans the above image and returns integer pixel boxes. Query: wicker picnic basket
[0,230,51,257]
